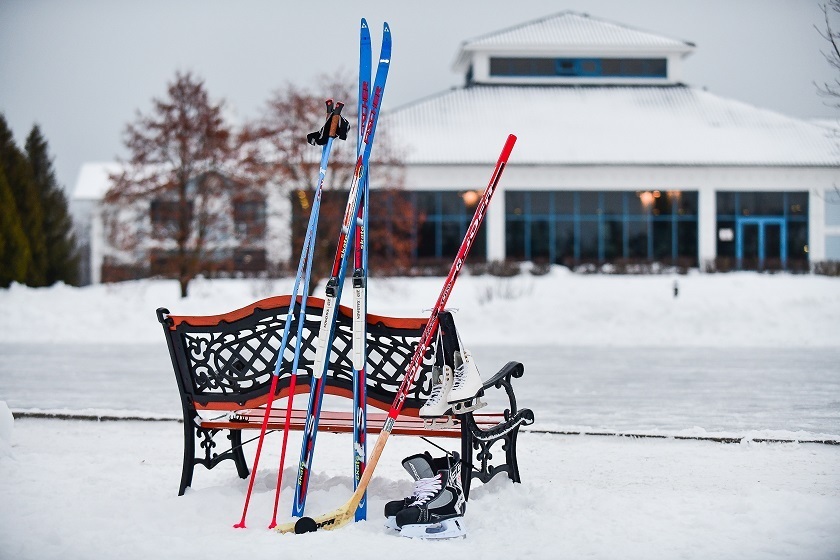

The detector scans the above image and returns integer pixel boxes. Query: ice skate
[446,350,486,415]
[419,364,455,426]
[384,451,459,530]
[396,458,466,539]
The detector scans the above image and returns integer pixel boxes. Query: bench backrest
[157,296,434,413]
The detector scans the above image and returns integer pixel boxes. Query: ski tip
[295,516,319,534]
[361,18,368,28]
[383,22,390,33]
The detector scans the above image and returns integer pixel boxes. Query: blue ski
[352,17,372,522]
[291,21,391,518]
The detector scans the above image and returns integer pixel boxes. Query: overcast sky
[1,0,837,193]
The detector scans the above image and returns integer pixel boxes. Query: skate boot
[396,457,467,539]
[384,451,459,530]
[419,364,455,425]
[446,350,486,415]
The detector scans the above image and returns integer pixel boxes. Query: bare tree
[817,1,840,204]
[104,71,256,297]
[241,71,415,285]
[818,1,840,108]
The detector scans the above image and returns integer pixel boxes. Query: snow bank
[1,270,837,347]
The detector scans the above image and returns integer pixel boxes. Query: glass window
[506,221,526,259]
[415,192,437,215]
[530,192,552,215]
[579,192,600,215]
[233,198,266,239]
[506,192,526,216]
[439,191,464,215]
[652,221,673,260]
[530,221,550,259]
[716,192,736,216]
[677,222,698,262]
[602,219,623,259]
[579,220,599,259]
[652,191,672,216]
[628,220,649,258]
[787,222,809,260]
[716,220,735,258]
[788,192,809,217]
[628,192,651,215]
[823,190,840,228]
[555,192,575,215]
[739,192,784,216]
[554,220,575,263]
[674,191,697,215]
[826,235,840,260]
[602,192,624,215]
[417,222,437,258]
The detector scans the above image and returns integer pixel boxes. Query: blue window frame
[490,57,667,78]
[411,191,486,261]
[715,191,809,270]
[505,190,698,265]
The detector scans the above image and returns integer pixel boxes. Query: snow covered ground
[1,270,839,559]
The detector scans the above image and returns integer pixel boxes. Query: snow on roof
[382,85,840,167]
[72,162,121,200]
[453,12,694,71]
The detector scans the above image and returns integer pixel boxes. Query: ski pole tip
[233,522,246,529]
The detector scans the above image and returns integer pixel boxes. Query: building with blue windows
[380,11,840,271]
[72,12,840,284]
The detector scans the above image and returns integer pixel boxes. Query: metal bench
[156,296,534,498]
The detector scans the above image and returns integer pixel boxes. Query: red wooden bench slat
[199,407,507,439]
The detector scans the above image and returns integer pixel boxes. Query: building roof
[453,11,694,72]
[382,85,840,167]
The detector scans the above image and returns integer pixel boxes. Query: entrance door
[736,217,786,270]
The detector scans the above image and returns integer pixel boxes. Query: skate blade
[449,395,487,415]
[399,517,466,539]
[421,416,456,430]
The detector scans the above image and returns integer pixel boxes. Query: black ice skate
[395,458,466,539]
[384,451,459,530]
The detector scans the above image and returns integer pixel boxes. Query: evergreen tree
[0,166,31,287]
[0,114,46,286]
[26,125,80,285]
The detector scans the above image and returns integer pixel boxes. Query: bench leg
[462,407,534,499]
[228,429,250,480]
[178,413,196,496]
[178,412,251,496]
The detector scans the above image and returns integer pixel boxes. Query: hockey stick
[276,134,517,534]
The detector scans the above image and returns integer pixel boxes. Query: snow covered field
[1,271,839,559]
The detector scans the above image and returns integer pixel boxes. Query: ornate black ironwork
[458,360,535,499]
[157,301,533,497]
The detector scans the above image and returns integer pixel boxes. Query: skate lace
[426,379,445,405]
[408,474,442,506]
[451,362,467,391]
